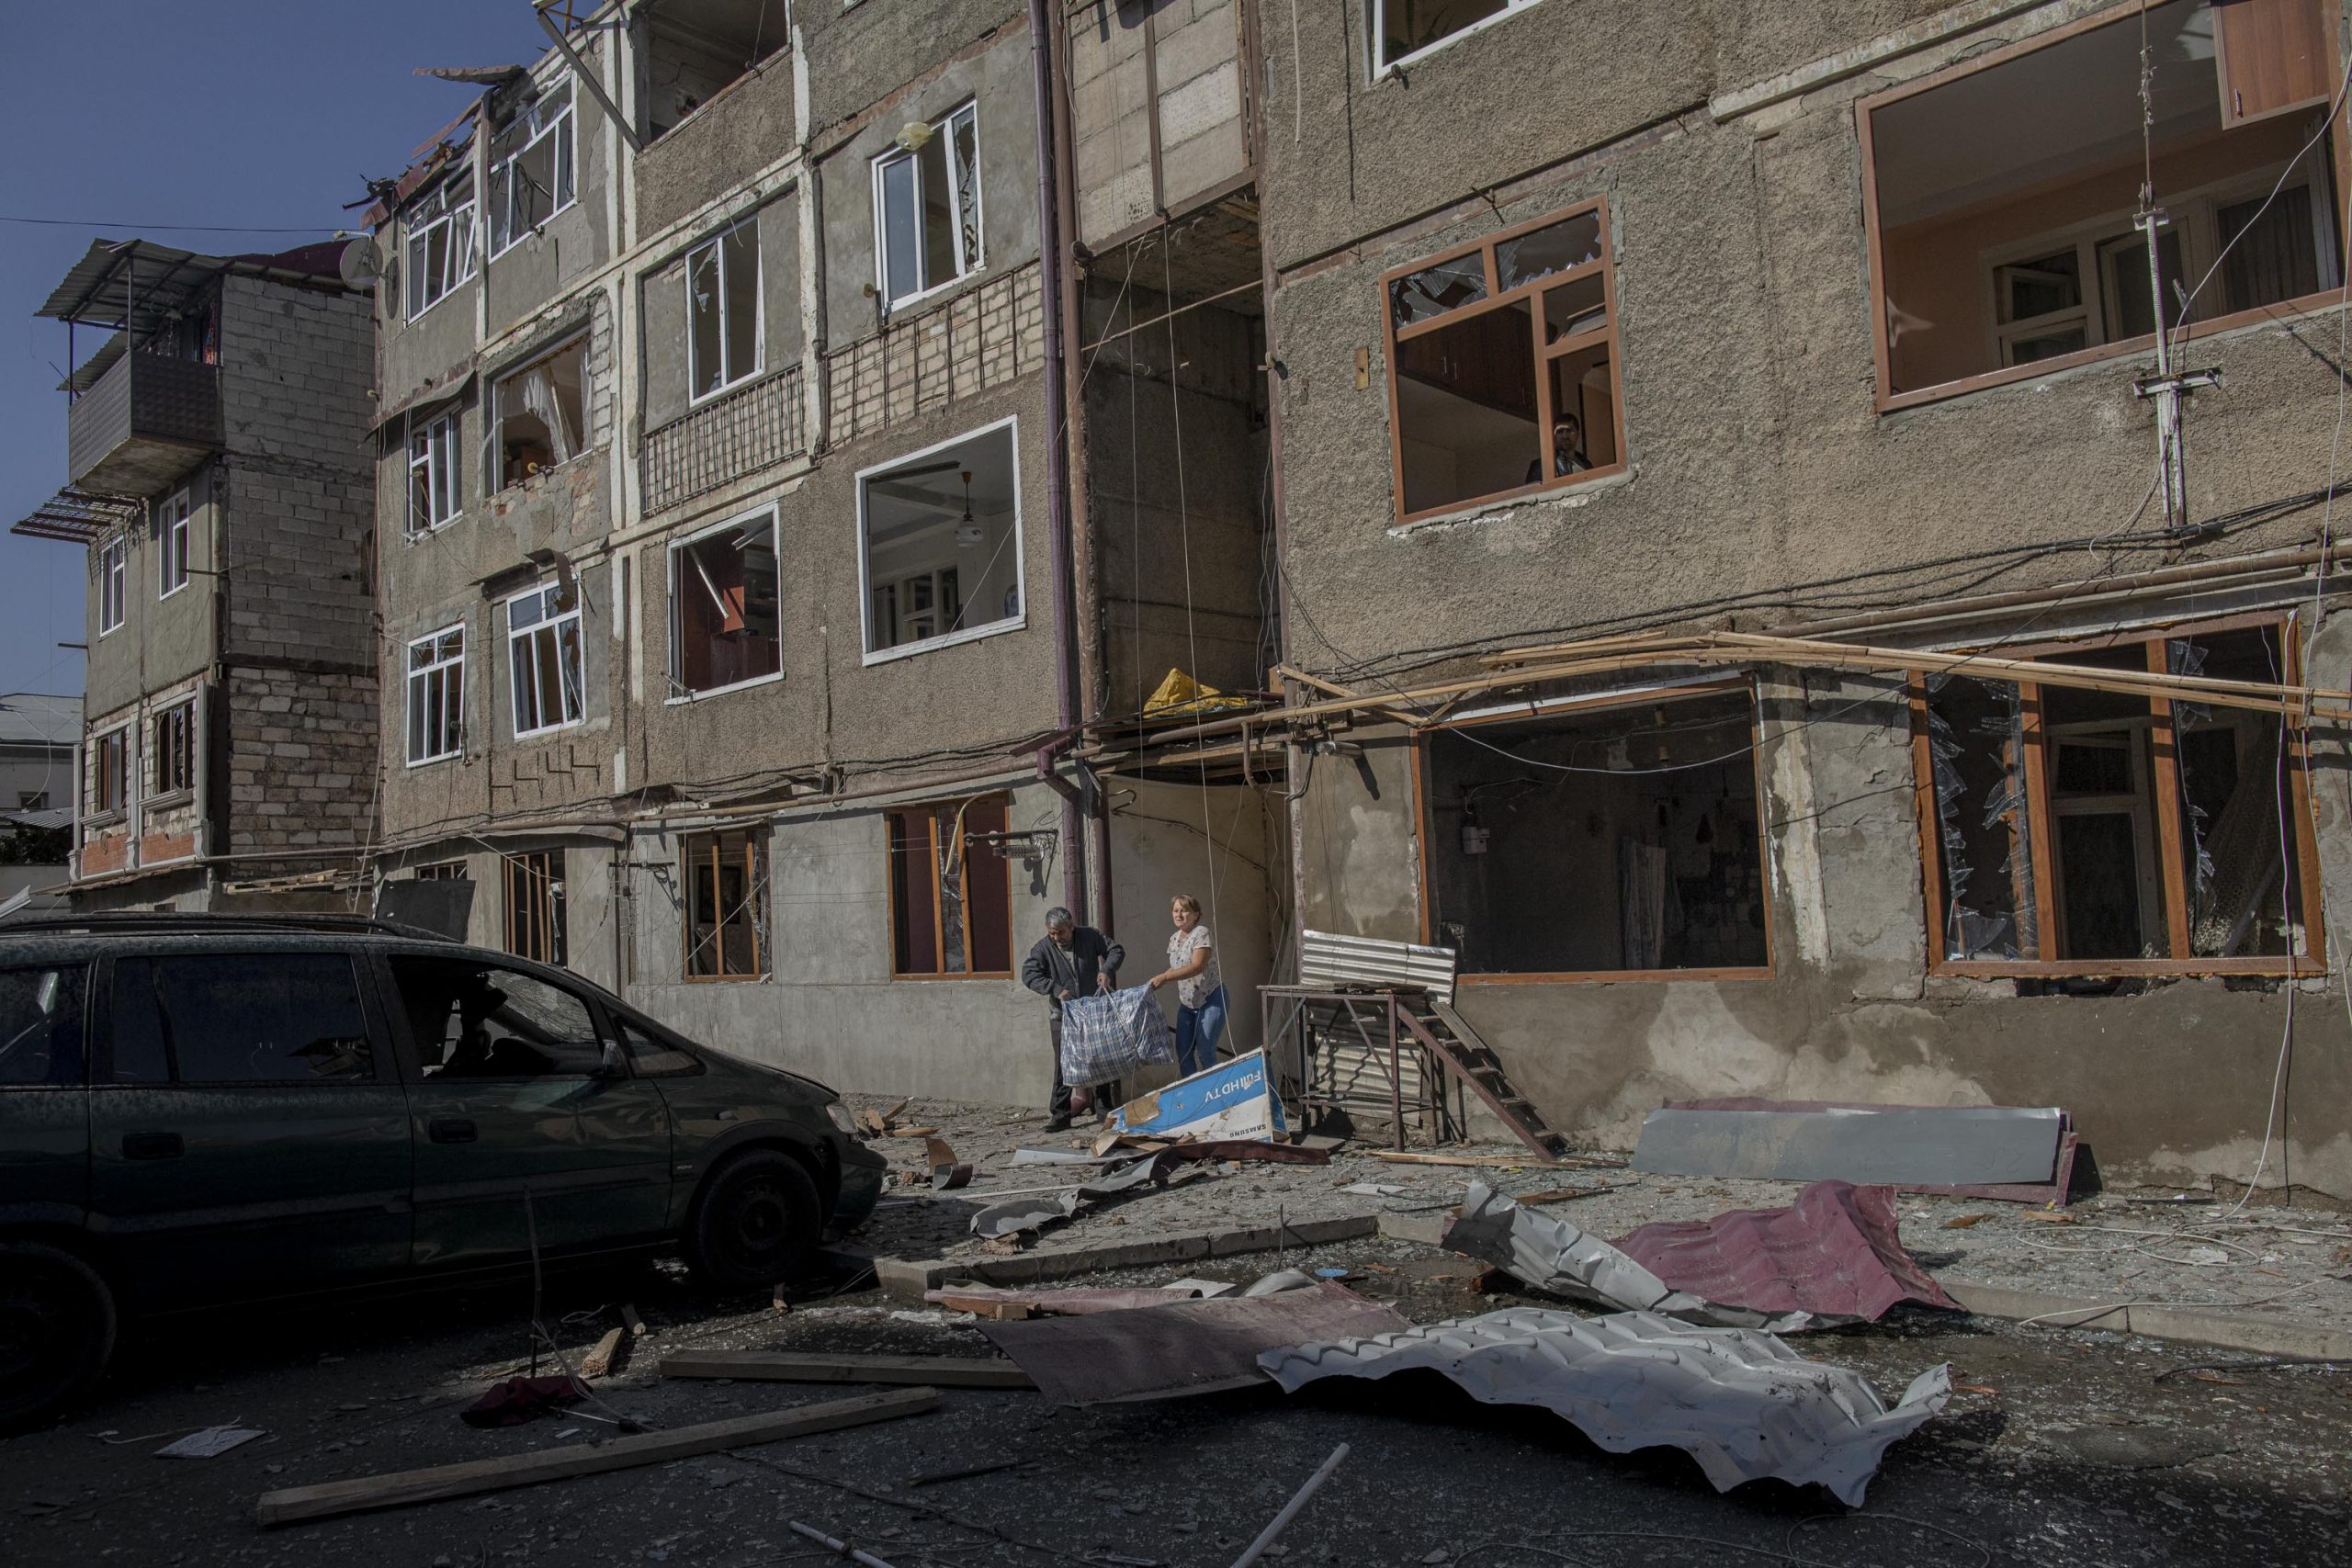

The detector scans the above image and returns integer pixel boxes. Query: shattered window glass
[1497,212,1601,293]
[1389,254,1487,331]
[2170,628,2303,958]
[1923,673,2037,961]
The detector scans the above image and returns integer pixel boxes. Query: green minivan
[0,914,887,1430]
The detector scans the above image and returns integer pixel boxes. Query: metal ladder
[1396,999,1572,1162]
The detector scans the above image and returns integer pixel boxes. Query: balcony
[642,364,805,514]
[68,350,220,497]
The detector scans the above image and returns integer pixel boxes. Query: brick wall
[224,666,380,863]
[824,263,1045,446]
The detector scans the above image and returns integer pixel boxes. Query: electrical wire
[0,214,338,234]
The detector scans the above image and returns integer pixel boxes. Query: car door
[0,961,93,1232]
[84,946,413,1306]
[384,951,672,1273]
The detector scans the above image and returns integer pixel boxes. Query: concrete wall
[84,460,218,719]
[635,51,799,236]
[482,59,617,339]
[639,190,806,435]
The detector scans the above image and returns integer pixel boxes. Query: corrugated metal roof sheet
[1260,1308,1951,1506]
[0,696,80,749]
[1613,1179,1960,1323]
[1297,929,1457,1002]
[38,238,353,334]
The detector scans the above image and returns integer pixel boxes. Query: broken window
[99,536,127,634]
[403,173,479,321]
[413,860,468,880]
[858,420,1023,659]
[888,795,1013,976]
[407,625,466,765]
[503,851,568,968]
[669,510,782,695]
[687,220,761,400]
[506,581,584,739]
[407,409,462,535]
[643,0,791,141]
[684,829,767,979]
[1911,620,2319,971]
[1864,0,2343,400]
[1385,201,1624,521]
[487,76,577,258]
[92,728,130,817]
[158,489,190,597]
[1421,686,1770,976]
[151,701,195,797]
[489,338,586,490]
[874,101,981,306]
[1370,0,1541,74]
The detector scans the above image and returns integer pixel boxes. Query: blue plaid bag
[1057,986,1174,1088]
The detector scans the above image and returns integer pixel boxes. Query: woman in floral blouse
[1149,893,1226,1077]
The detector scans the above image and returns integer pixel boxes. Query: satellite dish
[338,236,383,289]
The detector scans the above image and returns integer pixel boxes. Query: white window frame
[487,333,591,491]
[855,415,1027,667]
[1369,0,1544,80]
[406,625,467,766]
[870,101,983,309]
[1980,156,2338,370]
[99,535,128,635]
[486,74,578,261]
[505,581,586,739]
[407,408,463,536]
[666,506,786,703]
[157,491,191,599]
[685,220,763,404]
[403,174,480,321]
[150,697,198,800]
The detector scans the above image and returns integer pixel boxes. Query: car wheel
[0,1242,118,1433]
[683,1149,821,1292]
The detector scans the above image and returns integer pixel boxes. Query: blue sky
[0,1,551,702]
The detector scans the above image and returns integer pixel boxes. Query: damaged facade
[11,241,379,910]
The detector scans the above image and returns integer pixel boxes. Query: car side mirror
[595,1040,626,1079]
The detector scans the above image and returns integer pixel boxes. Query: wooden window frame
[1906,611,2327,979]
[1857,0,2352,413]
[91,725,130,818]
[413,860,468,881]
[682,829,767,982]
[1381,196,1628,526]
[503,850,567,967]
[885,794,1015,980]
[158,489,191,598]
[1410,676,1779,985]
[150,700,196,800]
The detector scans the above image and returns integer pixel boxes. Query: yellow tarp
[1143,668,1253,719]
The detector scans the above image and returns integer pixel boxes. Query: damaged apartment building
[365,0,1278,1101]
[1246,0,2352,1200]
[11,240,379,910]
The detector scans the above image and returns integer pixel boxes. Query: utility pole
[2132,206,2220,535]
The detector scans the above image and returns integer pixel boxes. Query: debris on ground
[1634,1099,2068,1192]
[1611,1179,1962,1323]
[1231,1442,1350,1568]
[920,1282,1224,1316]
[1110,1050,1286,1142]
[1444,1180,1814,1331]
[153,1425,266,1459]
[458,1375,587,1428]
[659,1350,1030,1388]
[966,1140,1330,1242]
[1258,1308,1951,1505]
[579,1325,628,1378]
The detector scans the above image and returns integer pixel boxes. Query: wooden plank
[659,1351,1034,1389]
[254,1387,939,1528]
[578,1325,626,1379]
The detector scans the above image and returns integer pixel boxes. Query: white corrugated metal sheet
[1297,930,1457,1004]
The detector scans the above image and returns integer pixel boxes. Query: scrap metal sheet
[1444,1181,1813,1333]
[1613,1179,1959,1323]
[978,1281,1409,1404]
[1259,1308,1951,1506]
[1634,1104,2064,1186]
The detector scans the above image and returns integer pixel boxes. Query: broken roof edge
[37,237,360,333]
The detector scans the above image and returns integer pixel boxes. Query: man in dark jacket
[1020,906,1123,1131]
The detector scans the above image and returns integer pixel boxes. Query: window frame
[487,333,590,493]
[685,218,763,405]
[505,581,586,740]
[1905,611,2328,979]
[98,535,128,635]
[402,173,480,322]
[502,851,569,968]
[854,415,1028,665]
[150,699,196,801]
[1858,0,2352,413]
[406,624,467,767]
[1409,676,1779,984]
[158,489,191,599]
[406,407,464,536]
[870,100,984,309]
[682,828,769,982]
[885,795,1015,979]
[1368,0,1544,80]
[666,506,786,701]
[1380,196,1628,526]
[485,73,578,262]
[91,724,131,819]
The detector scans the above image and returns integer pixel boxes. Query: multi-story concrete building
[364,1,1276,1102]
[11,240,379,911]
[1253,0,2352,1197]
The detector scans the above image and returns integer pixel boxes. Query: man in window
[1020,906,1122,1132]
[1524,414,1592,485]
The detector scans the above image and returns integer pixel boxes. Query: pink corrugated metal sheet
[1613,1180,1959,1322]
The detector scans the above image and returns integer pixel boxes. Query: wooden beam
[659,1351,1033,1389]
[254,1388,939,1528]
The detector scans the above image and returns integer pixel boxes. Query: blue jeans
[1173,986,1228,1077]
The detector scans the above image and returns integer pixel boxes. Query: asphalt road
[5,1251,2347,1568]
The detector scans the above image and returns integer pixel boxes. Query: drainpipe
[1031,0,1087,922]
